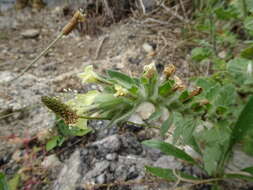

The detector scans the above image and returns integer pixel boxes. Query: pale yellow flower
[114,84,128,97]
[78,65,100,83]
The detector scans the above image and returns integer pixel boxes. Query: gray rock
[136,102,155,120]
[90,135,121,153]
[41,154,62,168]
[21,29,40,38]
[85,161,110,179]
[0,72,55,157]
[154,155,182,170]
[53,150,81,190]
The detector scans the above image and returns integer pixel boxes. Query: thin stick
[95,36,108,60]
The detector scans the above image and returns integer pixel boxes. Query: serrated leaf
[0,172,9,190]
[8,174,20,190]
[107,70,135,89]
[142,140,197,164]
[161,113,174,137]
[242,167,253,175]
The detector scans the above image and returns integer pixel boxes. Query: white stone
[142,43,154,53]
[21,29,40,38]
[136,102,155,120]
[42,154,61,168]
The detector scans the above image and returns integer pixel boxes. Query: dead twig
[161,3,188,23]
[95,35,109,60]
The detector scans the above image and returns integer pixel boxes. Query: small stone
[142,43,154,53]
[21,29,40,38]
[91,135,121,153]
[154,155,182,170]
[42,154,61,168]
[136,102,155,120]
[106,153,118,161]
[128,114,144,125]
[96,173,106,184]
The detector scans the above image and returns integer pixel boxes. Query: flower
[114,84,128,97]
[143,62,157,79]
[78,65,100,83]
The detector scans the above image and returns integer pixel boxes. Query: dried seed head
[164,64,176,78]
[199,99,209,106]
[190,87,203,97]
[143,62,156,79]
[173,75,186,91]
[62,9,86,35]
[41,96,78,124]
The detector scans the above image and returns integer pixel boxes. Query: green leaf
[241,46,253,59]
[158,80,174,97]
[224,173,253,181]
[215,6,238,20]
[161,113,174,137]
[142,140,197,164]
[8,174,20,190]
[191,47,213,62]
[145,166,176,181]
[0,172,9,190]
[203,145,222,175]
[145,166,199,181]
[107,70,135,89]
[242,167,253,175]
[46,136,61,151]
[230,96,253,147]
[244,16,253,37]
[147,109,162,122]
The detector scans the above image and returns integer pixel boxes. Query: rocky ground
[1,2,252,190]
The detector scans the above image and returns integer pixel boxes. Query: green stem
[242,0,248,18]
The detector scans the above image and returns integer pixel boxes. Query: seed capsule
[62,9,86,36]
[41,96,78,124]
